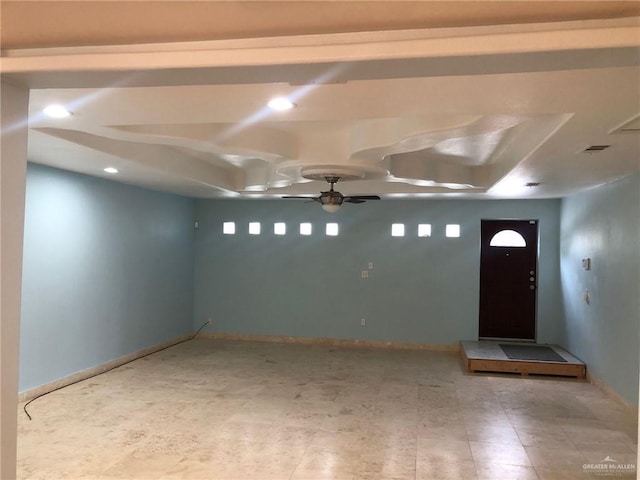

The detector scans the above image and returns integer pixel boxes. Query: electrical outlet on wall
[360,318,366,326]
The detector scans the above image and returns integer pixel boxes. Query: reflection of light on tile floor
[17,339,637,479]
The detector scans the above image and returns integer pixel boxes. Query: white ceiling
[2,2,639,200]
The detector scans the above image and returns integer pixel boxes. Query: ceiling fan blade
[343,195,381,203]
[282,196,320,203]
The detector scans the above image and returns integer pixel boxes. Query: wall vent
[583,145,610,152]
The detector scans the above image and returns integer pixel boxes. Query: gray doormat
[499,344,567,362]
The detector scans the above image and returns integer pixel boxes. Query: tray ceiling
[2,2,639,199]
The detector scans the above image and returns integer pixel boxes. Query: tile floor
[17,339,638,479]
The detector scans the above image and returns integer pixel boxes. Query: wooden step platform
[461,341,586,379]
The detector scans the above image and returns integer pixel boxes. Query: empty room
[1,2,639,480]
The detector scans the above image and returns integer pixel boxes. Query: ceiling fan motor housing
[320,190,344,206]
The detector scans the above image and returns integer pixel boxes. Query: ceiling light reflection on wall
[267,97,295,111]
[43,104,71,118]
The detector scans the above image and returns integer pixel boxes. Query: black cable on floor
[23,320,211,420]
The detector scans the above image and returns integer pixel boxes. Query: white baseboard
[18,333,192,403]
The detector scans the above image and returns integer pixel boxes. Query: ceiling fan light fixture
[320,194,342,213]
[321,203,341,213]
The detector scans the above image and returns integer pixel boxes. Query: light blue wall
[194,198,562,346]
[19,164,196,392]
[560,174,640,406]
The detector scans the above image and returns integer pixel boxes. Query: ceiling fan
[283,176,381,213]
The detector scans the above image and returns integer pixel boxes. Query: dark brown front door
[479,219,538,340]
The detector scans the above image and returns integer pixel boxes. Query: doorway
[479,219,538,340]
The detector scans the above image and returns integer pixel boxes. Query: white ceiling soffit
[3,1,638,51]
[4,15,640,200]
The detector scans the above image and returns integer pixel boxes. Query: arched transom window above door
[489,229,526,247]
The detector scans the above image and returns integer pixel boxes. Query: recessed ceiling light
[104,167,119,174]
[267,97,295,111]
[43,104,71,118]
